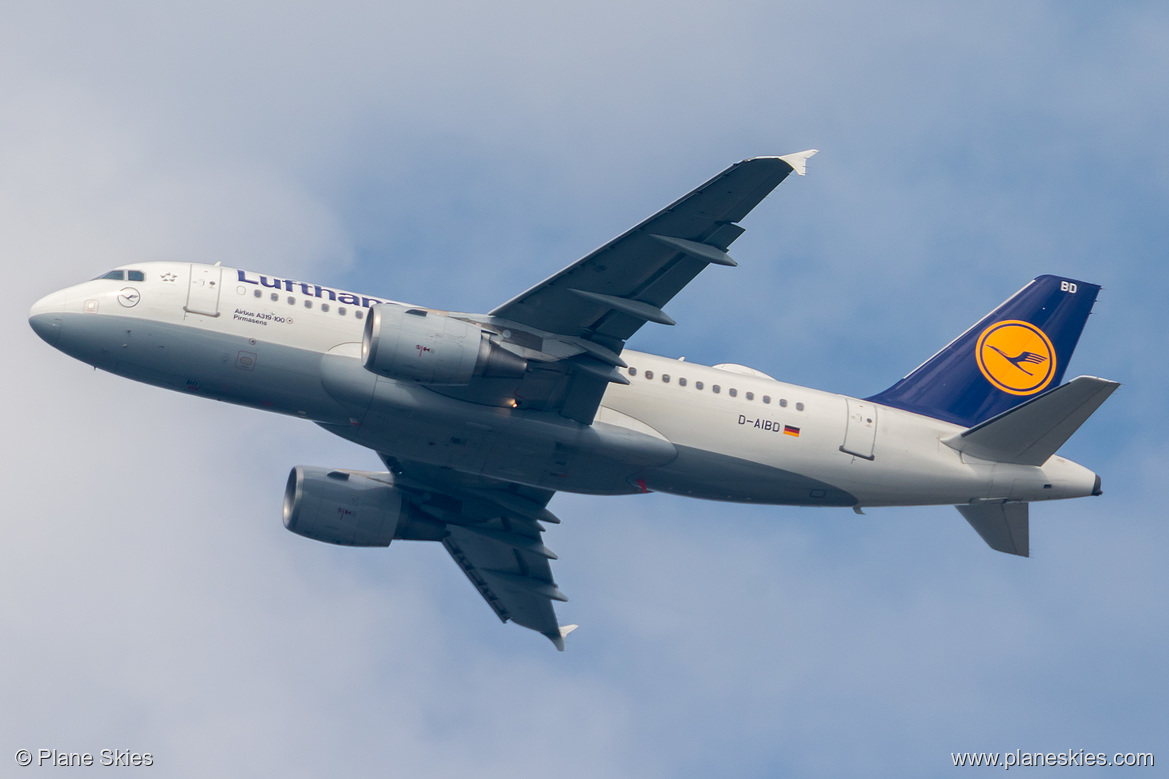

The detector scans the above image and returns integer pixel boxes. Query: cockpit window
[95,269,145,281]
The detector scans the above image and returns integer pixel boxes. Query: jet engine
[282,466,409,547]
[362,304,526,385]
[283,466,448,546]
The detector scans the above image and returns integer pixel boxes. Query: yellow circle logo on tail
[976,320,1056,396]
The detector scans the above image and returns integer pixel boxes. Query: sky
[3,2,1166,776]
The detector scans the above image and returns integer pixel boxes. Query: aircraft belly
[643,445,856,505]
[321,413,669,495]
[601,386,859,504]
[319,354,677,495]
[54,314,353,423]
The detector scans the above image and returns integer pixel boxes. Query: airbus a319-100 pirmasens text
[30,152,1118,649]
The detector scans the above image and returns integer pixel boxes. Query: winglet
[549,624,579,652]
[778,149,819,176]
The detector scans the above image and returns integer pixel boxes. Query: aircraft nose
[29,290,67,347]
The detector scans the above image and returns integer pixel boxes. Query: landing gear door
[841,398,877,460]
[185,264,222,317]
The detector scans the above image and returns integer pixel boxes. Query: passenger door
[840,398,877,460]
[185,264,222,317]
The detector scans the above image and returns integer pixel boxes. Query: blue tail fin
[867,275,1100,426]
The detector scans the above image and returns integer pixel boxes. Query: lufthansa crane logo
[117,287,141,308]
[975,320,1056,395]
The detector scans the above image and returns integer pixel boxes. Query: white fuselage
[29,262,1100,509]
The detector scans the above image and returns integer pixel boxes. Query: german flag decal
[783,425,800,437]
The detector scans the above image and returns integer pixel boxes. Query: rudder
[867,276,1099,426]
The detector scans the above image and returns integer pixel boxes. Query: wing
[491,151,817,350]
[458,152,817,425]
[384,457,577,649]
[357,157,817,640]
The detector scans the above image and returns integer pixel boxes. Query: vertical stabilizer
[868,276,1099,426]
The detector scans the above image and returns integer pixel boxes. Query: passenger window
[355,310,364,320]
[746,392,754,401]
[763,395,771,404]
[254,289,261,298]
[304,299,312,309]
[645,370,654,380]
[695,381,703,390]
[729,388,737,398]
[796,402,805,411]
[127,270,145,282]
[271,293,279,302]
[338,307,347,316]
[662,374,670,383]
[712,385,720,394]
[321,303,330,312]
[628,367,637,376]
[678,377,687,387]
[288,296,295,305]
[99,270,125,280]
[780,399,788,408]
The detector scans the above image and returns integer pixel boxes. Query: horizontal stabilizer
[957,502,1029,557]
[943,376,1119,465]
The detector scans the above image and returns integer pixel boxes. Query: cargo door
[841,398,877,460]
[185,264,222,317]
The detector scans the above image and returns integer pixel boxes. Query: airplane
[29,151,1119,650]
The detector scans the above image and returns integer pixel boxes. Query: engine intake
[283,466,448,546]
[361,304,526,385]
[283,466,406,547]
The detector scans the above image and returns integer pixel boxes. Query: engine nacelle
[283,466,405,547]
[361,304,526,385]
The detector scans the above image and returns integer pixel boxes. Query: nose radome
[30,289,68,317]
[29,290,67,346]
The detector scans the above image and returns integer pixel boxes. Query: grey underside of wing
[381,457,570,647]
[488,156,801,350]
[443,527,563,638]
